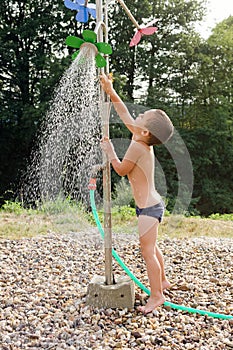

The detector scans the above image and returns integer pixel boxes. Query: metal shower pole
[95,0,113,286]
[94,0,143,286]
[87,0,146,308]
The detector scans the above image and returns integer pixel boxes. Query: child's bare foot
[137,294,165,314]
[162,280,172,290]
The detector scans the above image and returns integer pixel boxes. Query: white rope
[116,0,141,29]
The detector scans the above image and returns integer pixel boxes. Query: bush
[1,200,26,215]
[208,213,233,221]
[38,196,79,215]
[0,197,82,216]
[112,177,135,207]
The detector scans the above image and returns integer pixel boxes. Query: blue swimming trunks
[136,201,165,223]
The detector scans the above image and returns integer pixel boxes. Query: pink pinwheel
[129,20,159,47]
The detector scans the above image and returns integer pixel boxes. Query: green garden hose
[89,187,233,320]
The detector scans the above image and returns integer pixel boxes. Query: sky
[196,0,233,38]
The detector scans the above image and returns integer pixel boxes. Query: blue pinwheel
[64,0,96,23]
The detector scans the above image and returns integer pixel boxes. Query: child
[100,73,174,314]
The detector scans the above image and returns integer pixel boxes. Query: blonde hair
[144,109,174,146]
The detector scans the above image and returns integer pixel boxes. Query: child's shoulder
[131,139,151,151]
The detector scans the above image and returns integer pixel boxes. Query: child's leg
[155,245,171,290]
[138,215,165,314]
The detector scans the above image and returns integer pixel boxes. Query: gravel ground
[0,229,232,350]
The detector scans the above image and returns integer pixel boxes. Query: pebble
[0,231,232,349]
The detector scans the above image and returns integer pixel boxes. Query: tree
[182,128,233,215]
[144,0,205,122]
[185,17,233,214]
[108,0,152,101]
[191,16,233,130]
[108,0,206,110]
[0,0,77,202]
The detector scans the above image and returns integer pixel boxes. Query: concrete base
[86,275,135,309]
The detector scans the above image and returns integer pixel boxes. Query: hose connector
[88,178,97,190]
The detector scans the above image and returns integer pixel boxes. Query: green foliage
[38,196,79,215]
[0,196,81,216]
[180,128,233,215]
[109,0,205,105]
[87,205,136,227]
[1,201,28,215]
[111,206,136,225]
[109,0,152,100]
[190,16,233,130]
[114,205,135,218]
[208,213,233,221]
[0,0,78,204]
[112,177,135,207]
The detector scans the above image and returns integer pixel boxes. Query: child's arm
[100,137,135,176]
[100,73,136,133]
[101,137,143,177]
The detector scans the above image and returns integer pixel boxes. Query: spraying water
[21,45,102,206]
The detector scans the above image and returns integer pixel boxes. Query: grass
[160,215,233,239]
[111,213,233,239]
[0,199,91,240]
[0,212,53,240]
[0,201,232,240]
